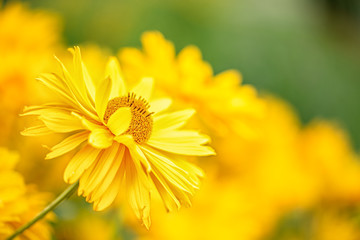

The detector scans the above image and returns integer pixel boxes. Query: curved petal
[152,109,195,134]
[93,163,124,211]
[79,143,121,197]
[64,145,101,184]
[124,150,151,229]
[82,61,96,102]
[107,107,131,136]
[21,125,52,136]
[149,98,172,114]
[95,76,112,122]
[36,73,78,108]
[89,145,125,203]
[146,130,215,156]
[46,131,89,159]
[72,47,95,102]
[114,135,151,172]
[55,55,98,120]
[88,128,114,149]
[105,57,127,98]
[150,130,210,144]
[130,77,153,101]
[39,112,84,133]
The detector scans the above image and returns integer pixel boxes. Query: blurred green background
[20,0,360,150]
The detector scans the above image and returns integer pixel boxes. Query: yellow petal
[89,145,125,202]
[46,131,89,159]
[36,73,77,107]
[39,112,84,133]
[105,57,127,98]
[93,164,123,211]
[64,145,101,184]
[78,152,100,196]
[80,144,120,196]
[95,76,112,121]
[114,135,152,172]
[55,55,98,120]
[150,130,210,144]
[149,98,172,114]
[88,128,114,149]
[71,47,97,101]
[130,77,153,101]
[21,125,52,136]
[82,61,96,101]
[149,172,180,212]
[107,107,131,136]
[124,150,151,229]
[147,139,215,156]
[141,146,200,192]
[152,109,195,134]
[22,104,74,117]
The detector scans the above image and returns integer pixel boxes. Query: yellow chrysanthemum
[118,31,265,139]
[312,210,360,240]
[55,212,119,240]
[298,120,360,203]
[129,174,279,240]
[22,47,215,228]
[0,2,60,145]
[0,148,52,240]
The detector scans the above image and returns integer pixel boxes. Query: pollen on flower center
[104,92,153,143]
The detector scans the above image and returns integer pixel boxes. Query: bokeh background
[20,0,360,150]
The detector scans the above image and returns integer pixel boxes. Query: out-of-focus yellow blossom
[0,147,52,239]
[22,47,214,228]
[312,210,360,240]
[54,211,120,240]
[298,120,360,203]
[0,2,60,145]
[118,31,266,139]
[216,96,319,211]
[130,173,278,240]
[131,95,360,239]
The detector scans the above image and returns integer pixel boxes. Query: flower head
[22,47,215,228]
[118,31,266,139]
[0,2,60,145]
[0,148,52,240]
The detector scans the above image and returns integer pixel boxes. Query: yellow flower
[54,211,119,240]
[298,120,360,202]
[0,148,52,240]
[118,31,265,139]
[130,174,279,240]
[22,47,215,228]
[312,210,360,240]
[0,2,60,145]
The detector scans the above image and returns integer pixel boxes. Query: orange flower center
[104,93,153,144]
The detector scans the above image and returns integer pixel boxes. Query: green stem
[6,181,79,240]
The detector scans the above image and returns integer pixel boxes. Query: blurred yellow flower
[0,2,60,145]
[0,148,52,240]
[118,31,265,139]
[54,212,120,240]
[22,47,215,228]
[215,96,319,210]
[131,174,278,240]
[312,209,360,240]
[298,120,360,203]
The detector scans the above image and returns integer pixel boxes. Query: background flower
[0,148,53,240]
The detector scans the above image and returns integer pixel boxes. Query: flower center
[104,93,153,144]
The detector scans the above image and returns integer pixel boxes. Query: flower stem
[6,181,79,240]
